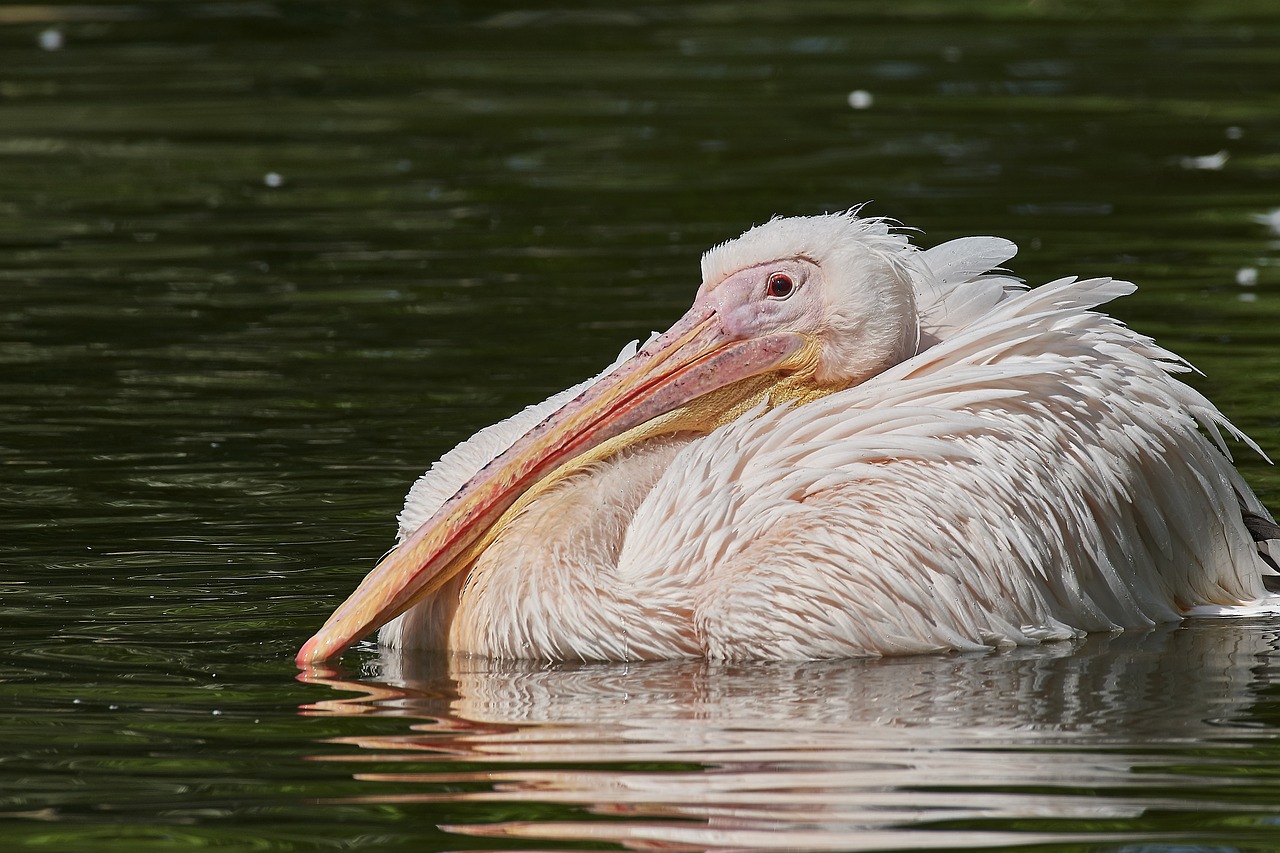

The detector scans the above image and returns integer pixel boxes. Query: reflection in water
[301,622,1280,851]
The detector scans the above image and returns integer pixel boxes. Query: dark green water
[4,2,1280,850]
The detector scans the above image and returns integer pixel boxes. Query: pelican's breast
[448,436,700,661]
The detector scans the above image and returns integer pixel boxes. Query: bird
[296,209,1279,665]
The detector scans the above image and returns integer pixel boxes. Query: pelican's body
[299,211,1277,665]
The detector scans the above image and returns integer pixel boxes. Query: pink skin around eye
[693,259,822,343]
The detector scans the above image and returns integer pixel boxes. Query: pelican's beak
[296,303,813,665]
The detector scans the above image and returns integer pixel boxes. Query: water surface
[3,1,1280,850]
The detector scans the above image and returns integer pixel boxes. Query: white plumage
[304,211,1278,665]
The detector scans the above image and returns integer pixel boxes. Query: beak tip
[295,633,332,668]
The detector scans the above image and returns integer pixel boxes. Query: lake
[3,1,1280,850]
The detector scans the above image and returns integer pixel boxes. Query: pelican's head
[297,210,923,664]
[696,212,919,388]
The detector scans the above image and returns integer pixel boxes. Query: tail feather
[1239,501,1280,575]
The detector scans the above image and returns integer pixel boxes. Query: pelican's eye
[767,272,795,299]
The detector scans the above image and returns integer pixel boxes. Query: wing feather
[619,273,1272,658]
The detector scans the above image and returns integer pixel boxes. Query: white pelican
[298,210,1279,664]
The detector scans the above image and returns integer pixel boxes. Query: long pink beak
[296,304,807,665]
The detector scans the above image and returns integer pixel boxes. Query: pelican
[298,210,1278,664]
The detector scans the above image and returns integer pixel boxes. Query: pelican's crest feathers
[700,210,913,287]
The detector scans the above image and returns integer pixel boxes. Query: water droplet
[847,89,874,110]
[1179,150,1228,171]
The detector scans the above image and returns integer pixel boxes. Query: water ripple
[299,623,1280,851]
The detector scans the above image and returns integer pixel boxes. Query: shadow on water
[300,620,1280,851]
